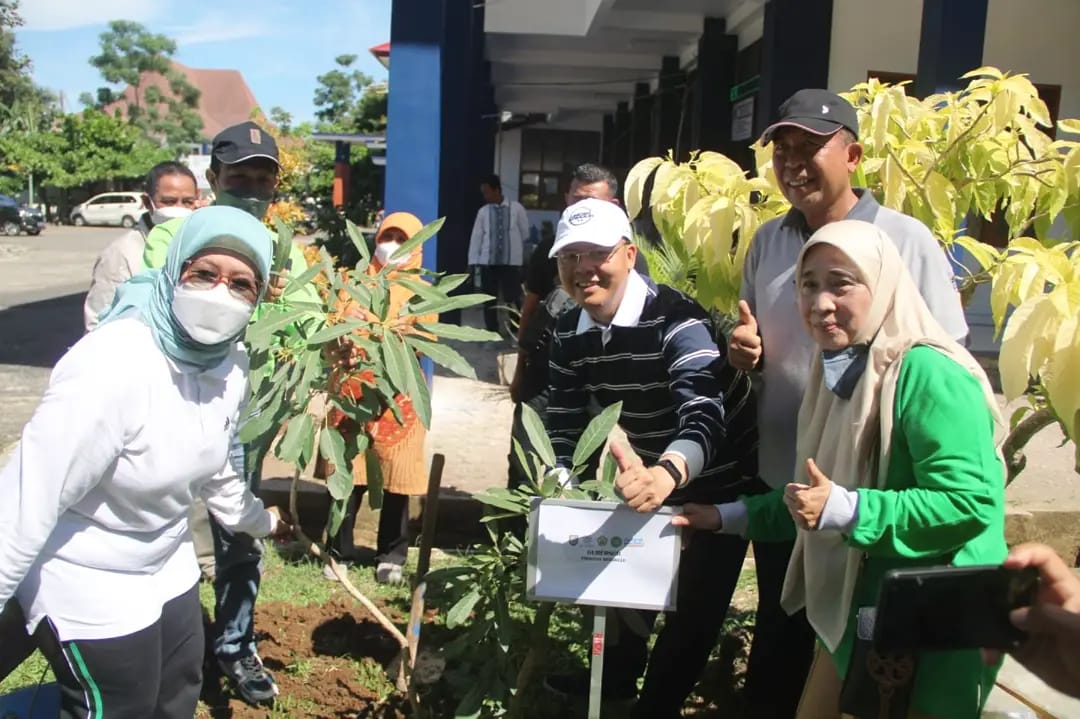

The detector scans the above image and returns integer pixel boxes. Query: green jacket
[743,346,1006,719]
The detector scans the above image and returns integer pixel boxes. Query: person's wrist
[658,455,689,488]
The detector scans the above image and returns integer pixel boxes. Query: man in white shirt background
[467,173,529,334]
[83,162,198,332]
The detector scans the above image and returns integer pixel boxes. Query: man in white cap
[541,198,765,716]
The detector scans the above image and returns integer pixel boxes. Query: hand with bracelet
[610,443,687,513]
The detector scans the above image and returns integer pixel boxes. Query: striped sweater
[547,277,763,505]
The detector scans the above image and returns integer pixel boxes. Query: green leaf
[391,276,445,304]
[346,219,371,263]
[327,467,353,502]
[381,332,412,395]
[246,307,307,346]
[476,489,529,514]
[602,450,618,486]
[404,337,477,380]
[391,217,445,263]
[342,280,372,308]
[283,263,325,297]
[403,293,494,318]
[365,449,384,510]
[305,319,369,345]
[446,586,482,629]
[404,342,432,429]
[492,589,513,653]
[435,273,470,293]
[294,349,325,404]
[319,424,347,469]
[276,413,314,465]
[519,402,556,469]
[271,218,293,275]
[511,438,535,488]
[326,496,347,538]
[416,323,502,342]
[572,401,622,469]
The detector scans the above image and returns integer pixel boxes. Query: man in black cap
[726,89,968,716]
[141,121,315,707]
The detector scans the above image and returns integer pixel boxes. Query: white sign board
[731,96,755,142]
[526,499,681,611]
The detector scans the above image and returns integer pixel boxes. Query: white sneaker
[375,562,404,585]
[323,562,349,581]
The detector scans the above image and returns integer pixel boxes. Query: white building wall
[828,0,924,92]
[984,0,1080,122]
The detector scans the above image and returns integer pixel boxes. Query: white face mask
[151,205,193,226]
[374,241,404,267]
[171,283,255,345]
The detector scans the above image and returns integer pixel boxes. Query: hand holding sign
[728,300,762,371]
[783,458,833,530]
[612,443,676,513]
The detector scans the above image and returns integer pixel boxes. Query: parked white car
[70,192,146,228]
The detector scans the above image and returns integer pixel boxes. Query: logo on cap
[567,208,593,226]
[822,105,830,114]
[250,129,262,144]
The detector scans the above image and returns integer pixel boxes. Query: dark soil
[198,598,410,719]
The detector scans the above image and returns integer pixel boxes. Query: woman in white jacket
[0,205,288,719]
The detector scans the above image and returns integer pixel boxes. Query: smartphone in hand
[873,564,1039,652]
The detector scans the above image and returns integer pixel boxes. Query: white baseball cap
[549,198,633,258]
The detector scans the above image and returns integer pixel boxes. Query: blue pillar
[438,0,470,279]
[652,56,683,158]
[915,0,988,98]
[755,0,834,138]
[385,0,445,271]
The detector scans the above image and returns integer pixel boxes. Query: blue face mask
[821,345,870,399]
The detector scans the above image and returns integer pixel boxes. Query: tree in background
[309,54,387,249]
[0,0,60,198]
[82,20,203,149]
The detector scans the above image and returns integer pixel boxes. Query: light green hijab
[98,205,273,368]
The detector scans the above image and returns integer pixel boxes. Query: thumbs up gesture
[728,300,763,371]
[783,458,833,530]
[611,443,681,513]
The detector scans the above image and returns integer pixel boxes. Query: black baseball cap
[211,121,279,166]
[761,89,860,144]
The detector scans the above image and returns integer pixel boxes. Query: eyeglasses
[555,243,626,267]
[179,265,261,304]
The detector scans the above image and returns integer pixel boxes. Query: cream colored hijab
[780,219,1006,652]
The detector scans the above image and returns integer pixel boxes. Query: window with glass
[518,129,601,210]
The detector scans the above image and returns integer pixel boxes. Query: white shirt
[468,198,529,266]
[83,229,146,332]
[0,317,273,641]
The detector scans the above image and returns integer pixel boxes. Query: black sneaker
[218,654,279,706]
[543,670,637,702]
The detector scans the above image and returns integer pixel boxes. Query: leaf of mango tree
[403,343,432,429]
[446,586,482,629]
[403,293,494,318]
[392,276,446,304]
[283,263,325,298]
[276,413,314,465]
[305,319,369,345]
[381,332,412,395]
[572,401,622,469]
[416,322,502,342]
[435,273,470,293]
[245,307,308,347]
[390,217,446,263]
[271,218,293,276]
[327,467,354,502]
[519,402,556,469]
[404,336,476,379]
[365,449,384,510]
[326,496,347,538]
[346,219,371,263]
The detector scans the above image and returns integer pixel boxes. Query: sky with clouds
[15,0,391,125]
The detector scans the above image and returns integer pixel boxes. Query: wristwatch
[656,458,686,489]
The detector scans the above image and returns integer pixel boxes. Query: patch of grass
[265,694,324,718]
[0,650,52,695]
[356,656,396,701]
